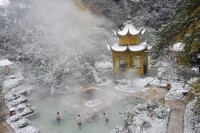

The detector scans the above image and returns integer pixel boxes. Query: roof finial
[124,0,131,19]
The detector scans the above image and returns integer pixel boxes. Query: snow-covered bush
[113,101,170,133]
[0,0,112,86]
[191,79,200,115]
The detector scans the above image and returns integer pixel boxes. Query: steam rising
[30,0,112,56]
[19,0,115,84]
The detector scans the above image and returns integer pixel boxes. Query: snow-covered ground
[2,70,39,133]
[2,72,24,93]
[184,99,200,133]
[164,81,189,100]
[95,61,112,71]
[112,101,170,133]
[115,77,154,92]
[114,77,190,100]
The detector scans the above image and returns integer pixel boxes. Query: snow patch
[115,77,154,93]
[95,61,112,70]
[171,42,185,52]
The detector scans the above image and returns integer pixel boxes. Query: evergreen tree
[191,79,200,115]
[154,0,200,115]
[154,0,200,67]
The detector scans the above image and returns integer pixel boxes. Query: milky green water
[30,96,141,133]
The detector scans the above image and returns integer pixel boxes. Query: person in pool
[77,114,82,126]
[103,112,109,122]
[56,112,61,123]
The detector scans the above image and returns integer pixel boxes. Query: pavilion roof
[0,59,13,67]
[0,0,9,6]
[115,20,146,36]
[107,42,147,52]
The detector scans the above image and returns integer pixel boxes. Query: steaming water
[28,88,142,133]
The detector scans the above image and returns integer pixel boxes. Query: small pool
[28,89,142,133]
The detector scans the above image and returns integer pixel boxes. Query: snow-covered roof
[0,0,9,6]
[116,20,145,36]
[128,42,147,51]
[107,42,147,52]
[111,45,128,51]
[0,59,13,67]
[171,42,185,52]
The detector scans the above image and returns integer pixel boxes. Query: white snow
[95,61,112,70]
[184,99,200,133]
[9,114,22,122]
[6,95,27,108]
[12,84,35,95]
[164,82,189,100]
[2,73,24,93]
[106,44,111,50]
[112,101,170,133]
[110,43,147,52]
[16,126,39,133]
[0,59,12,66]
[7,117,39,133]
[115,77,154,93]
[128,43,146,51]
[187,77,199,84]
[4,92,20,102]
[171,42,185,52]
[3,70,39,133]
[19,107,33,116]
[2,78,24,93]
[111,45,127,51]
[116,22,144,36]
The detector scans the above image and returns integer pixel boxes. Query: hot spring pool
[28,88,142,133]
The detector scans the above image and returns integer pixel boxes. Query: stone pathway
[165,95,193,133]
